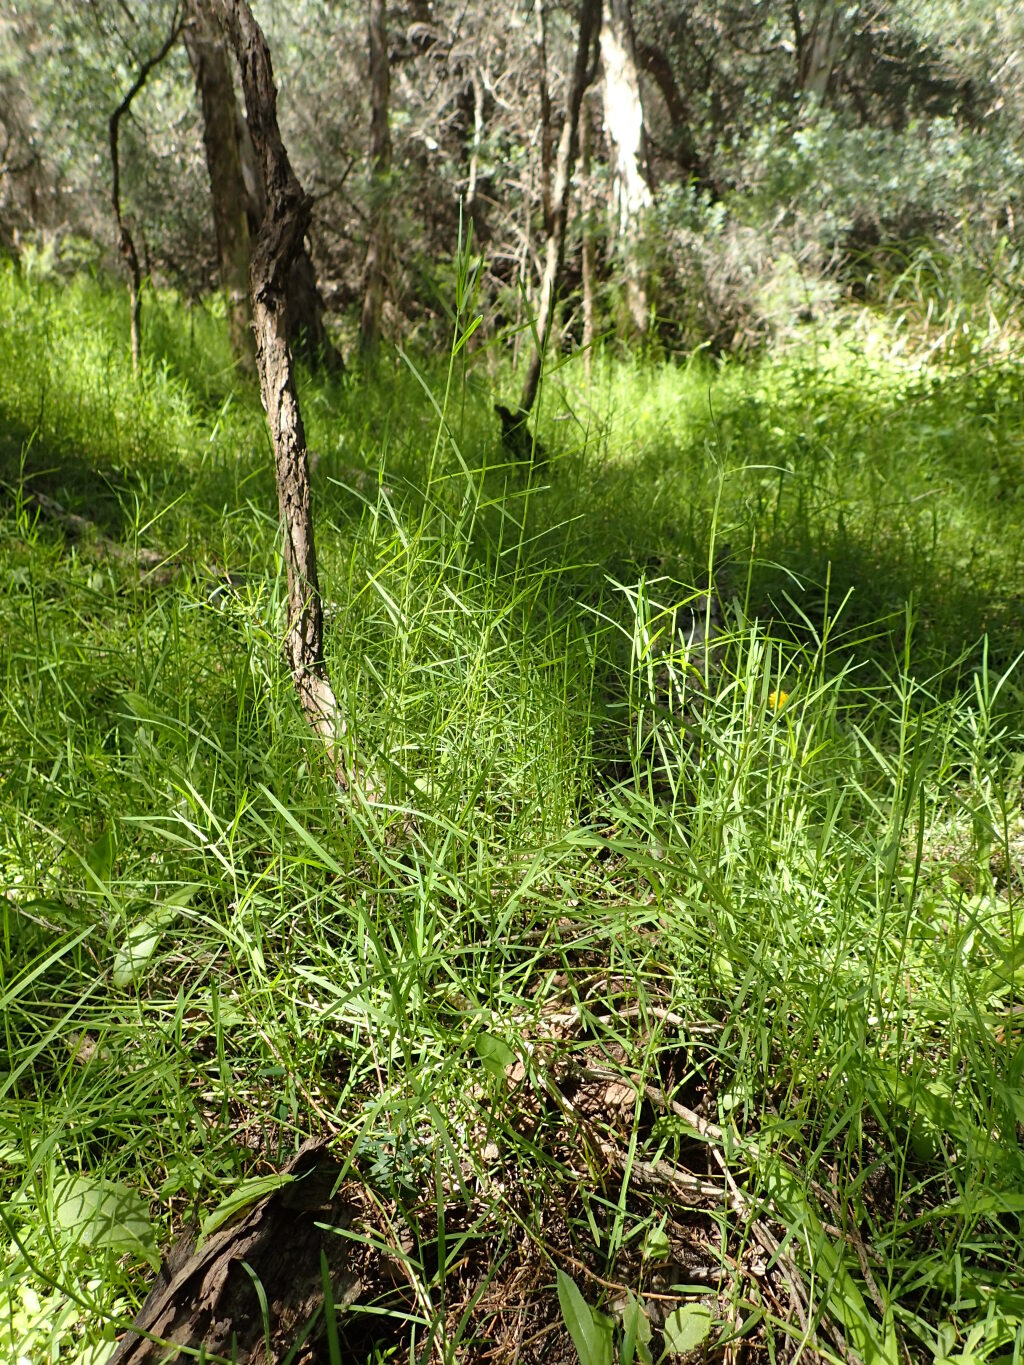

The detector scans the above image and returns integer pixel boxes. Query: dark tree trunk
[287,247,342,370]
[109,7,184,376]
[183,0,255,368]
[210,0,346,774]
[227,18,342,373]
[109,1142,357,1363]
[359,0,392,358]
[637,42,704,179]
[518,0,602,417]
[535,0,554,235]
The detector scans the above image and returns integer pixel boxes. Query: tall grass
[1,261,1023,1362]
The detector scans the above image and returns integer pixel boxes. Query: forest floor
[2,265,1024,1365]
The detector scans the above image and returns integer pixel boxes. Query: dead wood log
[25,491,181,586]
[110,1141,359,1364]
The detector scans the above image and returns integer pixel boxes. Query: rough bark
[109,1142,357,1363]
[518,0,602,417]
[600,0,651,336]
[183,0,255,368]
[109,6,184,376]
[358,0,392,358]
[210,0,345,774]
[228,25,342,373]
[186,20,339,375]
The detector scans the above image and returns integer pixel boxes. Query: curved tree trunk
[358,0,392,359]
[210,0,345,774]
[518,0,602,417]
[109,6,184,376]
[636,42,703,180]
[600,0,651,337]
[184,0,255,368]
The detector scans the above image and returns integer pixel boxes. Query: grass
[1,259,1023,1364]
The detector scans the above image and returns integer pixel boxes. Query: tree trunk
[535,0,554,235]
[210,0,345,774]
[109,7,184,376]
[600,0,651,337]
[466,65,484,213]
[791,1,844,101]
[358,0,391,359]
[183,0,255,368]
[287,247,342,370]
[108,1142,357,1363]
[580,93,596,381]
[636,42,703,179]
[518,0,602,417]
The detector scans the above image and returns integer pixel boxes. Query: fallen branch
[25,491,182,586]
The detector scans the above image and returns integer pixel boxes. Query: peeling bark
[791,0,844,100]
[600,0,651,336]
[210,0,346,775]
[518,0,602,417]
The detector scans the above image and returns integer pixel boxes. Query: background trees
[4,5,1024,1364]
[0,0,1020,363]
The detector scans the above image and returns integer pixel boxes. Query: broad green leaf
[112,887,196,988]
[53,1175,159,1269]
[122,690,159,721]
[556,1269,613,1365]
[621,1290,653,1365]
[112,908,176,988]
[197,1173,296,1249]
[474,1032,516,1077]
[661,1303,713,1357]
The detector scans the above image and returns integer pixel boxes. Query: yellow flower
[768,689,789,710]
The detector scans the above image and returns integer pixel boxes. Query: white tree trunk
[600,0,651,336]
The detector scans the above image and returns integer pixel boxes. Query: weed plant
[1,261,1023,1362]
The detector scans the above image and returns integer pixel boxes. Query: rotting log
[109,1141,358,1363]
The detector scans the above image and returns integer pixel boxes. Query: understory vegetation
[2,265,1024,1364]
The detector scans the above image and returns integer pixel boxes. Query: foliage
[2,268,1024,1360]
[2,0,1022,351]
